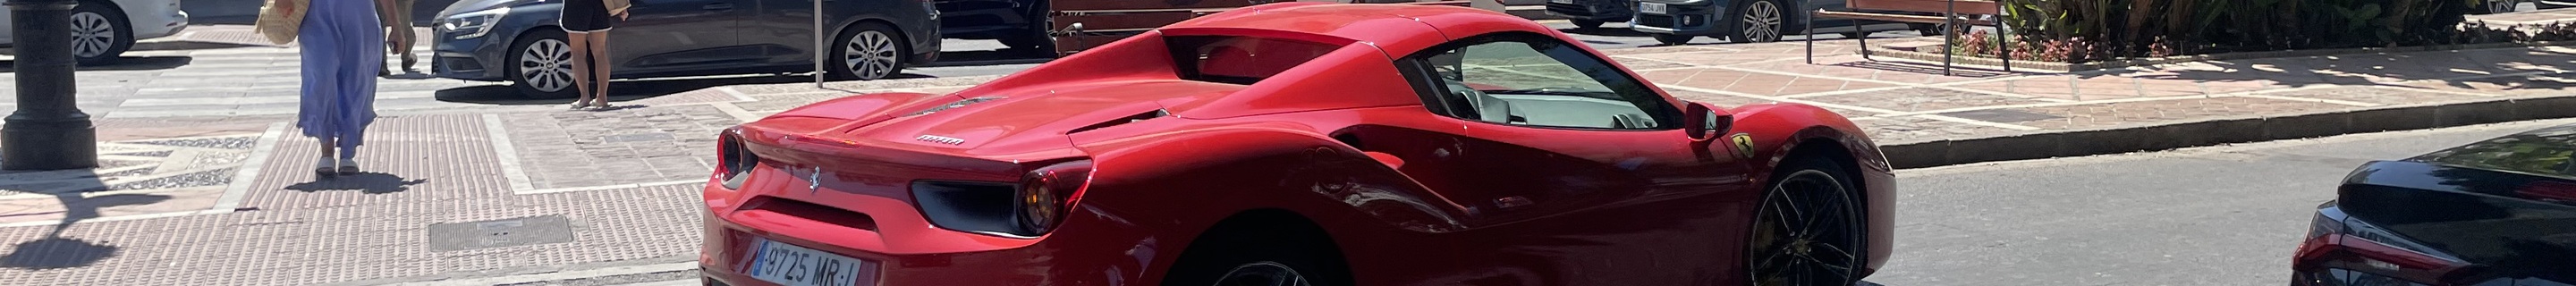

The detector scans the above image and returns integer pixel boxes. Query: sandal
[570,100,590,110]
[315,157,336,178]
[336,158,360,175]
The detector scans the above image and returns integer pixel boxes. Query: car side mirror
[1683,102,1728,141]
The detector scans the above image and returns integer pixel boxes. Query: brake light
[1018,160,1092,235]
[2518,181,2576,202]
[2295,207,2478,284]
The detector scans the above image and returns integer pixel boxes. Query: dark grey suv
[430,0,942,97]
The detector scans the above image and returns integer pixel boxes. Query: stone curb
[1881,95,2576,169]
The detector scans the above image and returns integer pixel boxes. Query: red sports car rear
[699,3,1894,285]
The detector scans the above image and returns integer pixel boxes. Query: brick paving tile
[624,88,744,106]
[2263,86,2504,105]
[504,105,736,189]
[2007,97,2353,130]
[246,114,512,209]
[1801,88,2057,114]
[1853,115,2027,144]
[0,185,701,286]
[2399,73,2576,97]
[1597,45,1733,55]
[1637,68,1898,97]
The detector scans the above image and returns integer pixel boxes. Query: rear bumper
[1629,0,1727,35]
[697,179,1144,286]
[1543,0,1635,21]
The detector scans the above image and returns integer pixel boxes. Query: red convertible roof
[1158,3,1547,55]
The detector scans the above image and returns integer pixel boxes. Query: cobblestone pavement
[1,26,2573,285]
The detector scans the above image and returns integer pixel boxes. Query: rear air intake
[1068,109,1170,134]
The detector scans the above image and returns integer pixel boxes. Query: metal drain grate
[427,214,579,251]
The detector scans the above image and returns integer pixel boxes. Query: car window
[1403,33,1676,130]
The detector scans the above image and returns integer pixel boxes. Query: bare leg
[565,31,595,107]
[318,138,336,160]
[316,137,337,176]
[389,0,417,72]
[586,31,612,108]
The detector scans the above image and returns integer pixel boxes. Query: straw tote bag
[606,0,632,16]
[253,0,308,45]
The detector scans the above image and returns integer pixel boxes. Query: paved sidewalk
[1,36,2572,284]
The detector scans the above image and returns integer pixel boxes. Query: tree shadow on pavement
[0,56,192,72]
[285,172,426,194]
[2102,47,2576,92]
[0,167,132,269]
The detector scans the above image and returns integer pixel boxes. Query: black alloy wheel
[1747,156,1865,286]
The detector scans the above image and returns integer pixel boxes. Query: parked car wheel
[507,29,579,98]
[829,22,908,80]
[1746,156,1865,286]
[1911,23,1943,36]
[70,1,133,66]
[2477,0,2521,13]
[1728,0,1785,43]
[1651,33,1695,46]
[1572,19,1606,29]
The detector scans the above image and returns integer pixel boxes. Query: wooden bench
[1804,0,2008,75]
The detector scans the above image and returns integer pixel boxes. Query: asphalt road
[1865,118,2576,285]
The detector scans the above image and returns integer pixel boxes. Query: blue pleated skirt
[297,0,385,149]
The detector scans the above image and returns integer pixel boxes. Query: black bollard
[0,0,99,171]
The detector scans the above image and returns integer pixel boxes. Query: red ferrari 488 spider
[699,3,1894,285]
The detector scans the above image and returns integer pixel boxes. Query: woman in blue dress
[292,0,394,177]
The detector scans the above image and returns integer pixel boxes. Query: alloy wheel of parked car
[1730,0,1785,43]
[1747,158,1863,286]
[832,23,906,80]
[1215,262,1312,286]
[509,29,579,98]
[69,2,131,65]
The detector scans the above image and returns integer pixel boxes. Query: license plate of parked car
[748,239,875,286]
[1640,3,1667,14]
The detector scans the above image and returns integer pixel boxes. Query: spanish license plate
[1640,3,1667,14]
[748,239,876,286]
[1548,0,1573,4]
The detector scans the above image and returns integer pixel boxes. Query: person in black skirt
[563,0,627,110]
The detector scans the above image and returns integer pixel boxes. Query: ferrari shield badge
[1728,133,1757,159]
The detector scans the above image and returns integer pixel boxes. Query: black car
[430,0,942,97]
[933,0,1049,50]
[1545,0,1635,29]
[2292,124,2576,286]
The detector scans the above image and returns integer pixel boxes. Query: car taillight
[1018,160,1092,235]
[2518,181,2576,203]
[2295,205,2478,284]
[716,128,758,189]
